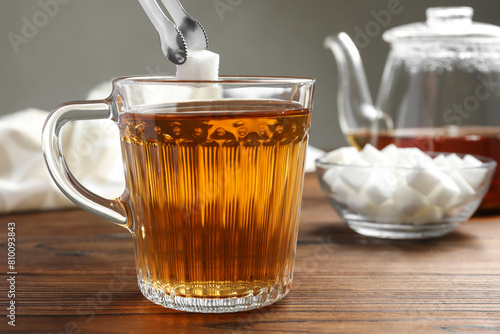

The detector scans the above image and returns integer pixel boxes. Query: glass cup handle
[41,100,130,229]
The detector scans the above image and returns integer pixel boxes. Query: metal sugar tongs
[138,0,209,64]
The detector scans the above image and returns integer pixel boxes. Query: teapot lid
[383,7,500,43]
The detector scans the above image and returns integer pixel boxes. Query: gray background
[1,0,499,149]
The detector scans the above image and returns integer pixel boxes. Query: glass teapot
[325,7,500,212]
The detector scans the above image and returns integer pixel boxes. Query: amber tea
[119,100,310,307]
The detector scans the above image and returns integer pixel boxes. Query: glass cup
[42,76,315,313]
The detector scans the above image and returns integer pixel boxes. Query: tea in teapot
[325,7,500,212]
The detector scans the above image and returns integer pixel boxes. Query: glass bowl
[315,151,496,239]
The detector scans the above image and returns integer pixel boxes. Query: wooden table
[1,173,500,333]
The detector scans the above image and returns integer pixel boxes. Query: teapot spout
[324,33,392,148]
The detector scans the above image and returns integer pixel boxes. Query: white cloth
[305,145,325,174]
[0,108,126,213]
[0,83,323,213]
[0,109,73,212]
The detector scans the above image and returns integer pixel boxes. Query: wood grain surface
[1,173,500,334]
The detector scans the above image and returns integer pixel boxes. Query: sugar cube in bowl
[315,145,497,239]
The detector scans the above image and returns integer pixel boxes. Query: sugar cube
[427,173,462,208]
[323,146,359,164]
[364,170,397,204]
[446,153,463,167]
[460,168,488,190]
[176,49,220,81]
[346,193,375,216]
[450,171,476,198]
[374,200,408,224]
[190,86,223,100]
[331,178,356,203]
[393,184,428,216]
[459,155,488,189]
[406,169,443,196]
[399,148,435,168]
[323,167,341,186]
[412,205,444,225]
[360,144,388,165]
[463,154,483,167]
[340,157,372,191]
[380,144,399,164]
[323,168,355,203]
[433,154,450,167]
